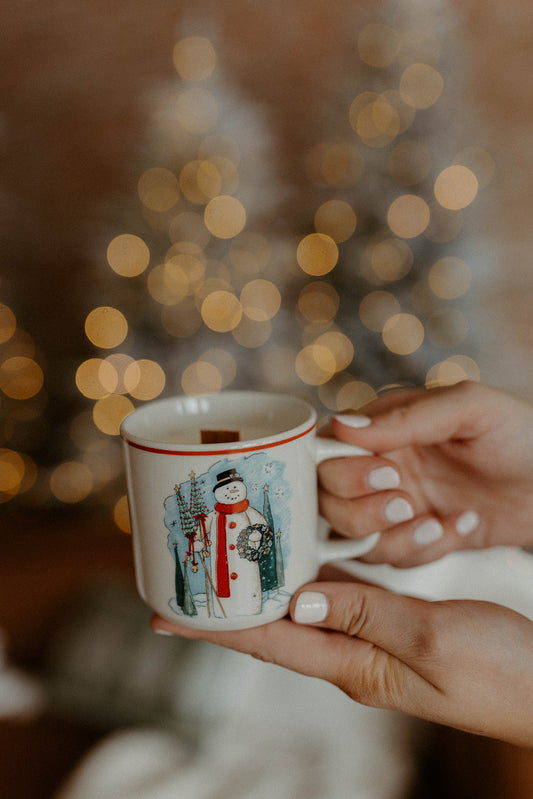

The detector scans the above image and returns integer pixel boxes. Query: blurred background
[1,1,533,797]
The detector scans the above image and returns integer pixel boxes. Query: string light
[3,13,491,522]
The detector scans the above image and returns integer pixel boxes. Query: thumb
[331,381,489,454]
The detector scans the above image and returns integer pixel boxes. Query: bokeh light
[204,195,246,238]
[138,168,180,212]
[50,461,94,504]
[92,394,134,435]
[428,257,472,299]
[399,63,444,109]
[107,234,150,277]
[434,165,479,210]
[382,313,425,355]
[0,357,44,399]
[314,200,357,243]
[0,304,16,344]
[201,290,242,331]
[85,307,128,349]
[387,194,430,238]
[173,36,217,81]
[297,282,339,323]
[296,233,338,276]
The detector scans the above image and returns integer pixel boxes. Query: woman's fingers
[331,380,494,454]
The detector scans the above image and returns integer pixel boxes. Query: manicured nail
[368,466,400,490]
[153,628,174,636]
[456,510,479,536]
[294,591,329,624]
[413,519,444,546]
[384,497,414,524]
[334,414,372,428]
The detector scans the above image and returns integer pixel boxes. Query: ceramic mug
[121,391,380,630]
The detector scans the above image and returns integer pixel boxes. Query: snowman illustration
[193,467,271,617]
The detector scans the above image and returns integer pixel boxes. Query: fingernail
[368,466,400,490]
[294,591,329,624]
[384,497,414,524]
[153,628,174,636]
[334,414,372,428]
[456,510,479,536]
[413,519,444,546]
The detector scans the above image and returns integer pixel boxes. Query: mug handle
[314,437,381,564]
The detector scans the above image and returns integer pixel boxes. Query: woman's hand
[319,380,533,567]
[151,574,533,748]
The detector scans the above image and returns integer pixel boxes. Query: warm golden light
[387,194,430,238]
[198,348,237,387]
[382,313,425,355]
[114,495,131,533]
[296,233,338,276]
[314,200,357,243]
[76,358,118,399]
[297,282,339,323]
[201,290,242,331]
[181,361,223,395]
[434,165,479,210]
[50,461,93,504]
[359,291,401,332]
[204,195,246,239]
[428,257,472,299]
[336,380,377,411]
[426,355,480,387]
[232,317,272,348]
[179,159,222,204]
[173,36,217,81]
[0,448,26,496]
[351,94,401,148]
[370,238,414,282]
[92,394,135,435]
[106,234,150,277]
[295,344,337,386]
[399,63,444,109]
[138,167,180,212]
[124,359,166,400]
[85,307,128,349]
[0,304,16,344]
[315,331,354,371]
[0,357,44,400]
[240,279,281,321]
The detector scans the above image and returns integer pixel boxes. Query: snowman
[194,468,269,617]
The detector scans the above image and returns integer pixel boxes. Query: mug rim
[120,390,317,455]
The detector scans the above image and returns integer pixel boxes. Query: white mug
[121,391,380,630]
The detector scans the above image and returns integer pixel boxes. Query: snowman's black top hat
[213,468,244,492]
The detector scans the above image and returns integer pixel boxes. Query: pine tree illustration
[173,541,185,608]
[182,561,198,617]
[259,484,279,591]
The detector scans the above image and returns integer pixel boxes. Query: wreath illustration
[236,523,273,562]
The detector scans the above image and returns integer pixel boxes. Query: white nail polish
[384,497,414,524]
[413,519,444,546]
[456,510,479,536]
[154,628,174,636]
[368,466,400,490]
[334,414,372,428]
[294,591,329,624]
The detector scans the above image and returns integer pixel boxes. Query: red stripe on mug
[121,422,316,456]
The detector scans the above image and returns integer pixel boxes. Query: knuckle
[335,645,406,709]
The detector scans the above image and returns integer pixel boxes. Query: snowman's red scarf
[214,500,249,597]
